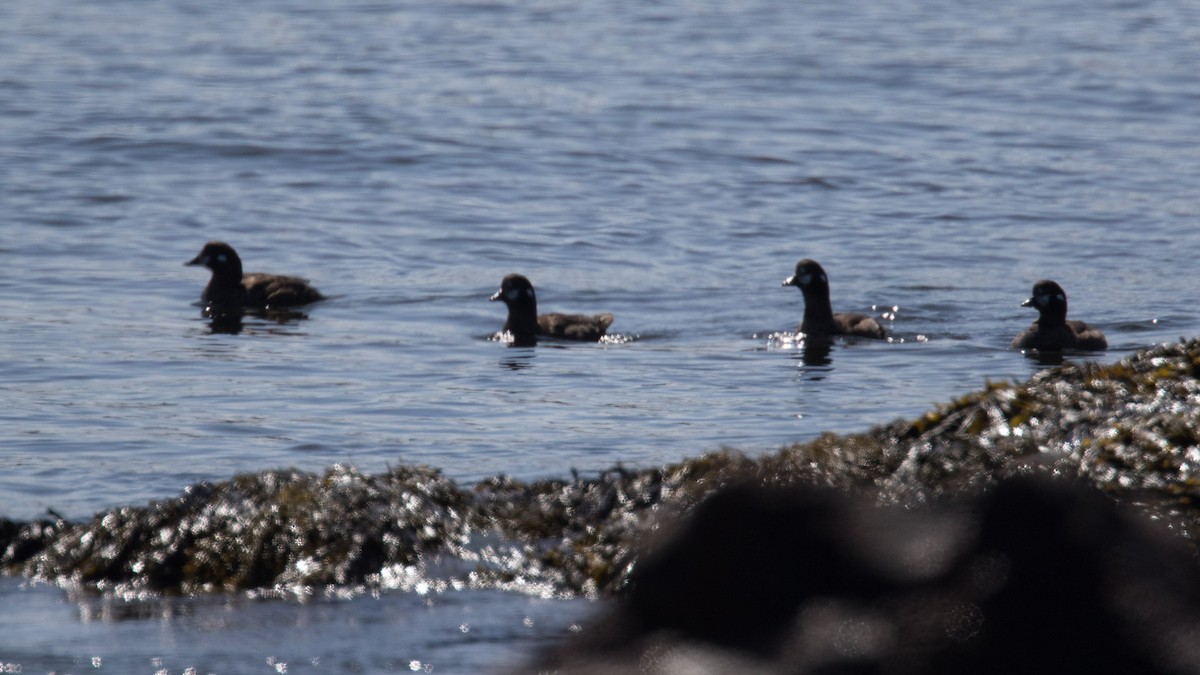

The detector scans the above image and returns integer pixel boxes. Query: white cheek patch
[819,273,827,284]
[505,288,521,302]
[799,273,812,286]
[1037,294,1050,306]
[216,254,228,264]
[524,288,535,299]
[1056,293,1065,302]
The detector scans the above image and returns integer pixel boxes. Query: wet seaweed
[4,465,470,595]
[5,339,1200,597]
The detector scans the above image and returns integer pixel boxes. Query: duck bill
[185,254,205,267]
[489,289,503,302]
[1021,297,1034,308]
[782,276,796,287]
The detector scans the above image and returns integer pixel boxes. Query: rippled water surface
[3,0,1199,670]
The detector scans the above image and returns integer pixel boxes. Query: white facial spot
[819,273,827,284]
[505,288,521,302]
[1037,294,1050,306]
[799,273,812,286]
[1056,293,1065,302]
[216,254,228,264]
[524,288,535,299]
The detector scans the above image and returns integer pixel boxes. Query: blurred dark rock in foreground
[517,477,1200,674]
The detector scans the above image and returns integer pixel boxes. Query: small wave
[79,193,134,204]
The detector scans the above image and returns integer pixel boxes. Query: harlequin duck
[185,241,324,312]
[782,259,886,339]
[1011,280,1107,352]
[490,273,613,346]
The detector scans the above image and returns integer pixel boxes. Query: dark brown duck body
[1011,280,1106,352]
[186,241,324,312]
[783,259,886,340]
[490,273,613,346]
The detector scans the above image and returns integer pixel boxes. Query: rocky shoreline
[4,339,1200,597]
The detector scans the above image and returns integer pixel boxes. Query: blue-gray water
[2,0,1199,671]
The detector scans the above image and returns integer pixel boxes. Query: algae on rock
[5,339,1200,596]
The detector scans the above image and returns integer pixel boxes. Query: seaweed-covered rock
[4,339,1200,597]
[4,465,469,594]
